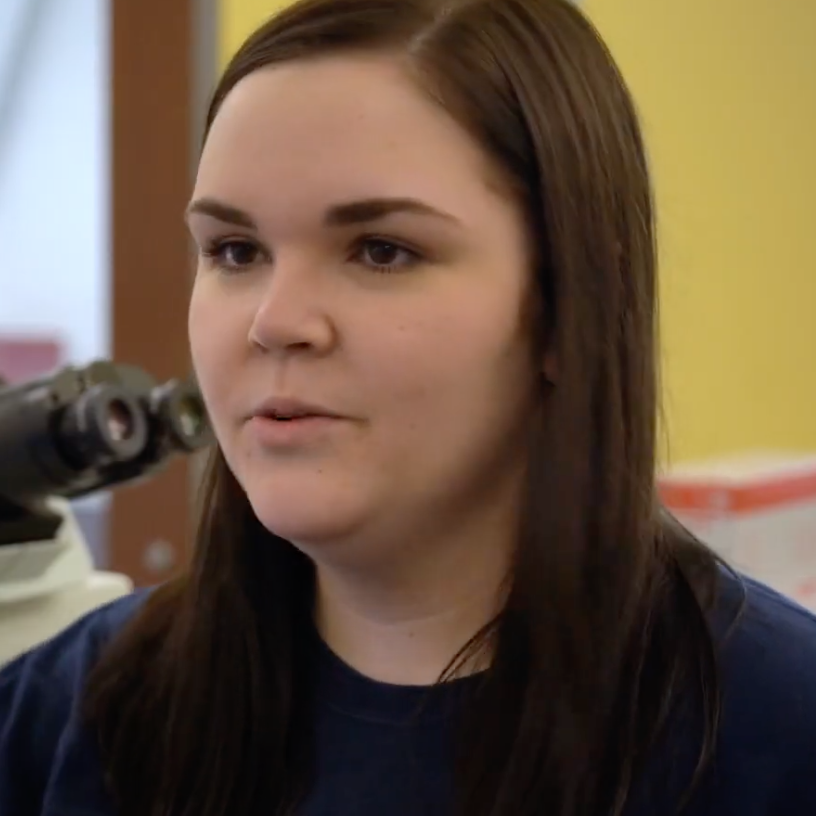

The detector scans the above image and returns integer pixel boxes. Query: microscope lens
[177,396,203,439]
[106,399,136,443]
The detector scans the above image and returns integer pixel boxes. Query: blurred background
[1,0,814,603]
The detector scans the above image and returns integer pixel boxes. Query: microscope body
[0,360,209,665]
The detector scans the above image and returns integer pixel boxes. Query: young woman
[2,1,816,815]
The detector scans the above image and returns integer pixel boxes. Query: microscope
[0,360,210,665]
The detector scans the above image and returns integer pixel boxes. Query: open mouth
[264,411,321,422]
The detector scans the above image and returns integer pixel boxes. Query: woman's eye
[354,238,420,273]
[202,239,262,272]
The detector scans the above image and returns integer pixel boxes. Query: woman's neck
[313,527,510,686]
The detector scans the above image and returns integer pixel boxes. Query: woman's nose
[246,262,336,356]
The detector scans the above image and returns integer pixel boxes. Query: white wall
[0,0,109,364]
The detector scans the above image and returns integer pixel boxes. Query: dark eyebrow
[324,198,461,227]
[184,196,461,232]
[185,197,257,230]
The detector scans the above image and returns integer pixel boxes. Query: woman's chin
[246,492,367,552]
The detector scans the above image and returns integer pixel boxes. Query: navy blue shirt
[2,570,816,815]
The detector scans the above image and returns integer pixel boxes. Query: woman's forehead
[194,55,515,230]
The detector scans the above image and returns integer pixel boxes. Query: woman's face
[188,53,540,562]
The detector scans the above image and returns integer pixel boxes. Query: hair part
[85,2,723,815]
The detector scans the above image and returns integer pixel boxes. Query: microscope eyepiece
[57,384,149,469]
[150,379,209,453]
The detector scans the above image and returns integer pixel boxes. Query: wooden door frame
[109,0,217,585]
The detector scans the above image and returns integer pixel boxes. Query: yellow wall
[587,0,816,463]
[218,0,816,463]
[219,0,289,62]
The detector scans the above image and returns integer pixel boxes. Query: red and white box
[659,452,816,611]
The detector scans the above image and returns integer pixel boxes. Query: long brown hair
[85,2,723,815]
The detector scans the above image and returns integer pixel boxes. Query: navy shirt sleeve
[0,591,148,816]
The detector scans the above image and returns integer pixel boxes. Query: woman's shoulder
[631,568,816,816]
[715,567,816,696]
[704,569,816,810]
[0,590,151,815]
[0,588,151,693]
